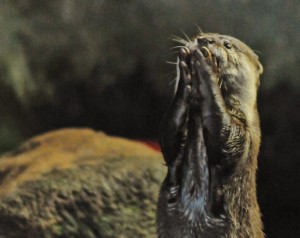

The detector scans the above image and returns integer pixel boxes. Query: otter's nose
[197,37,215,46]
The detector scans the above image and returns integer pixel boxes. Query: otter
[157,33,264,238]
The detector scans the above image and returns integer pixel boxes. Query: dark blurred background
[0,0,299,237]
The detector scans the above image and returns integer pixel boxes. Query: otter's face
[185,33,263,109]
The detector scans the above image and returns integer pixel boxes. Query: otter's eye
[224,41,232,49]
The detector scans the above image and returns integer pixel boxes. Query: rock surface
[0,128,165,238]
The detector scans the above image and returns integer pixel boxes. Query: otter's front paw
[192,48,222,102]
[175,48,192,102]
[195,48,219,83]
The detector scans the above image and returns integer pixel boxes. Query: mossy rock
[0,128,165,238]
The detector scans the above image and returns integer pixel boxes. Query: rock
[0,128,165,238]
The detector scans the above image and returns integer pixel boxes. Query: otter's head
[181,33,263,123]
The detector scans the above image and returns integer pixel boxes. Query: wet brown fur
[157,33,264,238]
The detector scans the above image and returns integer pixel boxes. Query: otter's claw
[179,47,190,60]
[200,46,212,58]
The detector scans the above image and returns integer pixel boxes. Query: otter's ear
[257,61,263,75]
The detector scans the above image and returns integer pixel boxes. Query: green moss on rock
[0,129,165,238]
